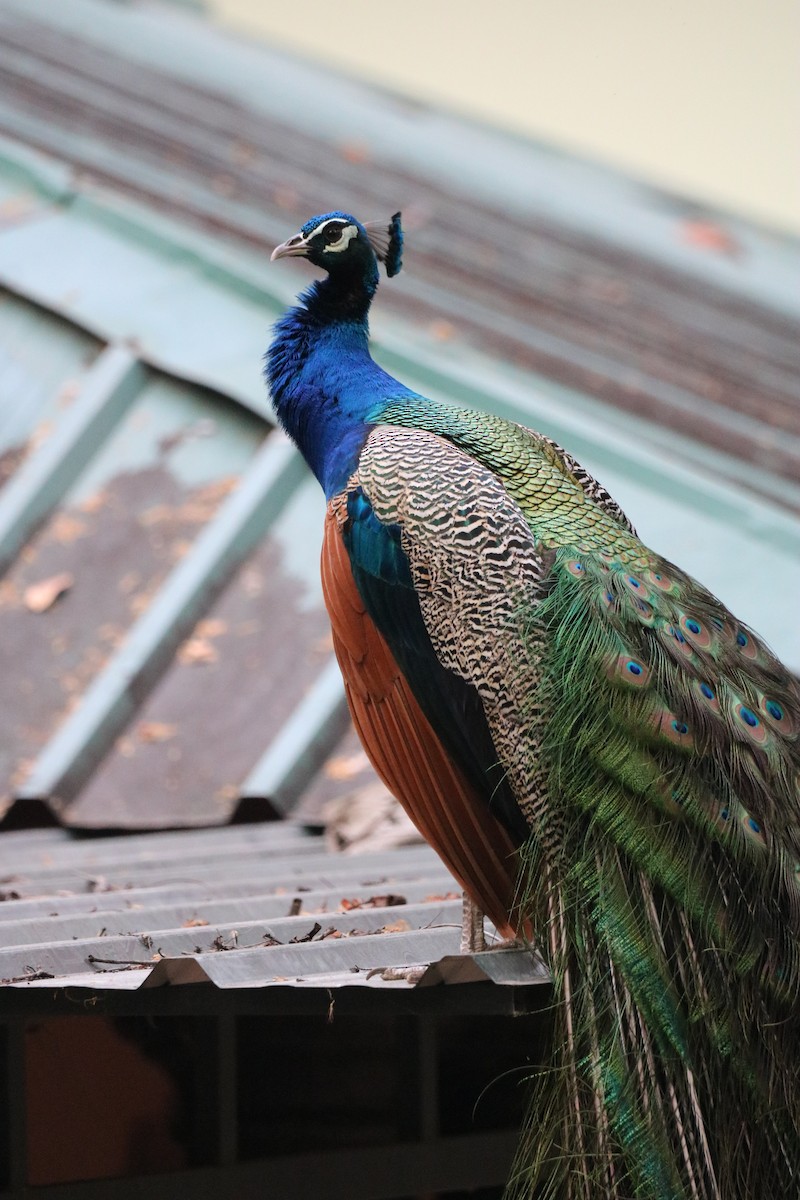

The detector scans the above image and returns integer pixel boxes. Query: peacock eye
[324,225,343,244]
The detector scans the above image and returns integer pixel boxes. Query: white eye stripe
[314,220,359,252]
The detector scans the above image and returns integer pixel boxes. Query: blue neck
[266,271,419,497]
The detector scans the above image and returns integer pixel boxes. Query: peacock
[266,210,800,1199]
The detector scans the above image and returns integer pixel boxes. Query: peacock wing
[321,495,523,938]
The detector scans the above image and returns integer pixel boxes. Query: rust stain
[176,636,218,665]
[0,441,28,491]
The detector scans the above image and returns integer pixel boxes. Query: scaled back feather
[267,210,800,1199]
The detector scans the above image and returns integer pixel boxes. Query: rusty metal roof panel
[0,350,290,821]
[0,825,546,1000]
[10,435,329,825]
[59,511,332,830]
[0,0,799,474]
[0,0,797,841]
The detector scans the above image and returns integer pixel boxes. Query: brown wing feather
[321,504,522,938]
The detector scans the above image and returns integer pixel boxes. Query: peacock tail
[509,546,800,1199]
[267,210,800,1199]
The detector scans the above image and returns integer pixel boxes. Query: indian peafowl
[267,211,800,1199]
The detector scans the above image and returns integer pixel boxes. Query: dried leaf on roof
[24,572,74,613]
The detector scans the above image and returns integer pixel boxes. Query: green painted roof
[0,0,798,834]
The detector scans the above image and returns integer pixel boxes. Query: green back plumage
[377,397,800,1199]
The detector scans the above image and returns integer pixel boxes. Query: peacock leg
[460,891,487,953]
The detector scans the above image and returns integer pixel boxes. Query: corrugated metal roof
[1,0,799,480]
[0,310,341,827]
[0,0,797,844]
[0,824,546,1001]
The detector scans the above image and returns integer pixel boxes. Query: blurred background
[210,0,799,235]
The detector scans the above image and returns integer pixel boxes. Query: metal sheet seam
[16,432,309,806]
[240,655,350,813]
[0,342,145,573]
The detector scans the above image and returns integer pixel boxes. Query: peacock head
[271,211,403,279]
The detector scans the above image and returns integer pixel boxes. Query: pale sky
[209,0,799,235]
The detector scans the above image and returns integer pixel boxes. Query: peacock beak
[270,233,310,262]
